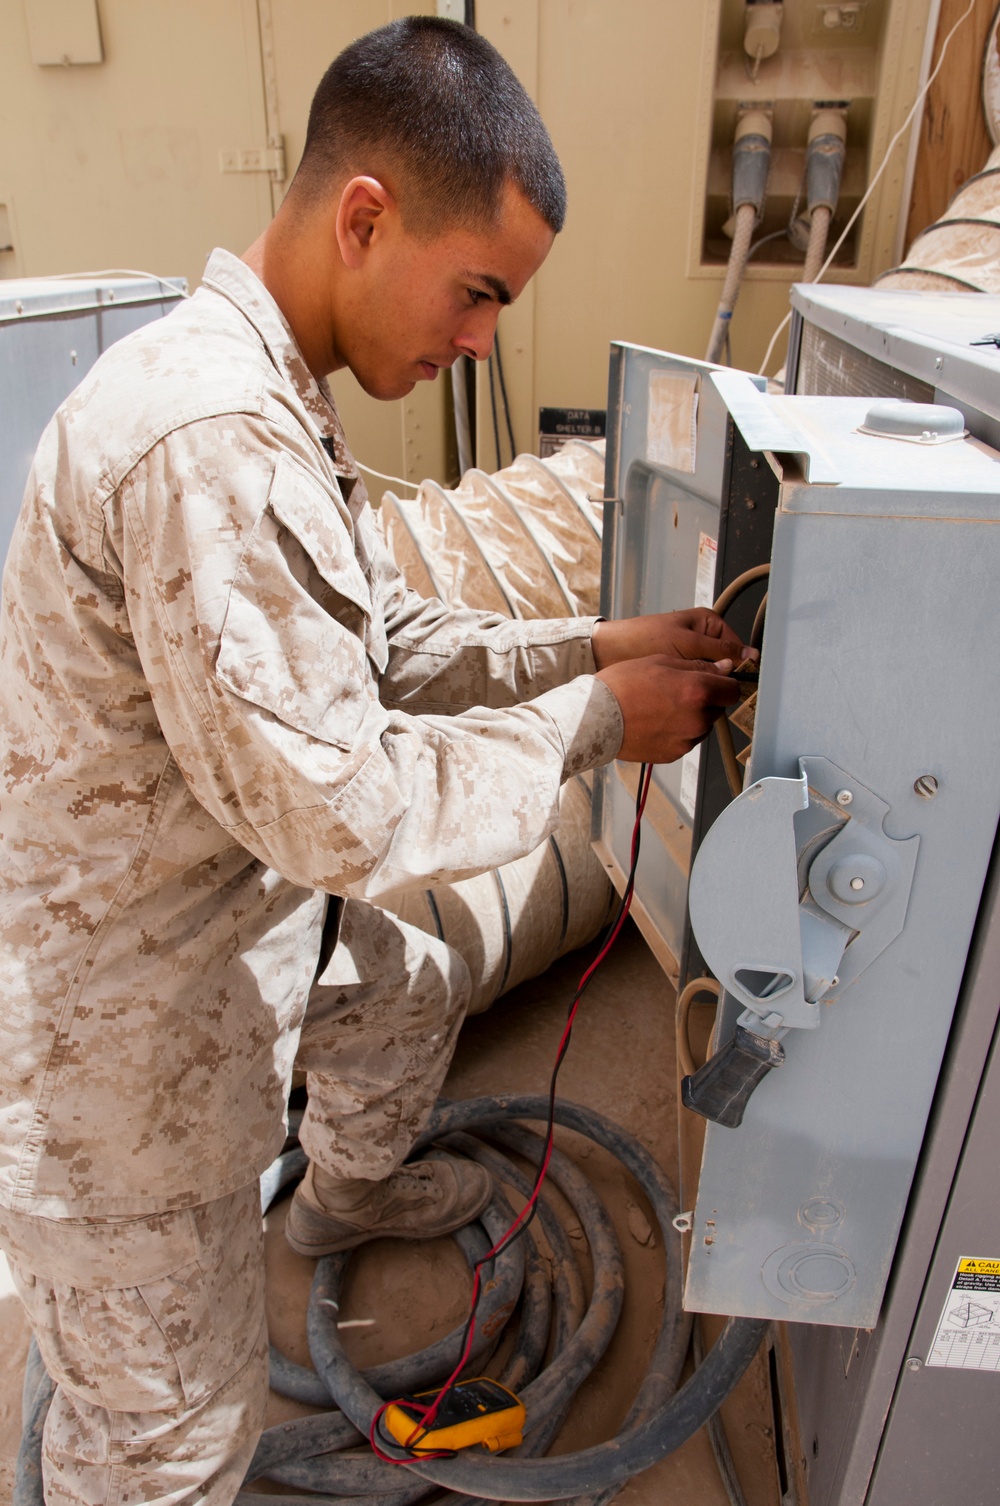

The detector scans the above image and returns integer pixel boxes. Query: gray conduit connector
[803,111,847,282]
[705,112,773,363]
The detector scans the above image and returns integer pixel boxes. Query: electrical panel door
[674,375,1000,1328]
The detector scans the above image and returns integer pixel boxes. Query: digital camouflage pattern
[0,1183,268,1504]
[0,248,623,1219]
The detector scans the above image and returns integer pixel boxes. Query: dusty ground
[0,923,780,1506]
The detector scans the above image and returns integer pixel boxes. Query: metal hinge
[219,143,286,179]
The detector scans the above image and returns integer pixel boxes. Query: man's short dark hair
[293,16,566,236]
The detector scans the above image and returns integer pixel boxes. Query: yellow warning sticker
[928,1257,1000,1370]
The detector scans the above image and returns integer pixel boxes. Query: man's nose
[454,310,499,363]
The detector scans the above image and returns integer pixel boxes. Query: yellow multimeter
[383,1377,526,1454]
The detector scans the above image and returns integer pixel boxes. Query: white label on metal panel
[927,1258,1000,1371]
[677,532,718,820]
[679,746,701,819]
[694,532,718,610]
[647,371,699,472]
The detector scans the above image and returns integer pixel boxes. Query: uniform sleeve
[371,527,603,714]
[111,418,622,901]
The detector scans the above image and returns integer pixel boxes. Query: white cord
[757,0,979,376]
[355,461,419,492]
[19,268,189,298]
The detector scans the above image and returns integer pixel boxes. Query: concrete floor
[0,923,782,1506]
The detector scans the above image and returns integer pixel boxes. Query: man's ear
[335,176,396,270]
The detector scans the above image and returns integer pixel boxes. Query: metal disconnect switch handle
[681,1025,786,1128]
[684,758,919,1127]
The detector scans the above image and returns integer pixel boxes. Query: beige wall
[1,0,934,484]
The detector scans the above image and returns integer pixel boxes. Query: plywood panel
[904,0,995,247]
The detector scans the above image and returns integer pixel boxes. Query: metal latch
[682,757,918,1125]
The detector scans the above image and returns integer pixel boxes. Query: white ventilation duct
[375,440,614,1013]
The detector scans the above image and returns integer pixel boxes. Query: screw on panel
[905,1356,922,1371]
[914,775,939,799]
[849,876,864,890]
[836,789,853,806]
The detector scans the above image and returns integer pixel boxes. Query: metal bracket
[800,757,919,999]
[687,758,919,1031]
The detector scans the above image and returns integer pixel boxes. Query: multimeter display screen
[396,1379,514,1428]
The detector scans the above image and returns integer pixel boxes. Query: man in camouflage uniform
[0,18,746,1505]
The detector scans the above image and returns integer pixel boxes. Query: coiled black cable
[240,1094,765,1505]
[16,1095,765,1505]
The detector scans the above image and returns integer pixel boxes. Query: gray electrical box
[599,299,1000,1504]
[681,377,1000,1331]
[0,273,186,577]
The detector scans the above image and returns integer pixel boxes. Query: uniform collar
[200,248,365,498]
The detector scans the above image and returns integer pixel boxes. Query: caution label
[927,1257,1000,1371]
[959,1258,1000,1277]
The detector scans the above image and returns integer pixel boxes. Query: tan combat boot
[284,1156,493,1257]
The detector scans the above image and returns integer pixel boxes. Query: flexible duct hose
[16,1098,766,1504]
[375,442,613,1014]
[387,777,614,1015]
[877,143,1000,292]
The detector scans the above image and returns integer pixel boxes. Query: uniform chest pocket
[216,452,384,750]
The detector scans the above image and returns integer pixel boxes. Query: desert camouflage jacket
[0,249,622,1217]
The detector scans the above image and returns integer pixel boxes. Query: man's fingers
[656,656,740,694]
[674,629,758,664]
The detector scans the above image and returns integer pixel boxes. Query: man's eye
[468,288,489,306]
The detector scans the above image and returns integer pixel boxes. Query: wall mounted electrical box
[694,0,933,281]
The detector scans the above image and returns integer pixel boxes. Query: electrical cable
[715,717,744,800]
[757,0,979,376]
[369,763,654,1462]
[493,332,517,462]
[677,977,722,1080]
[711,564,770,795]
[14,754,766,1502]
[355,461,420,492]
[487,352,503,471]
[712,563,770,618]
[750,591,768,652]
[14,268,189,298]
[745,227,790,262]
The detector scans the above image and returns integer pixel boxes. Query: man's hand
[597,655,740,764]
[592,609,756,670]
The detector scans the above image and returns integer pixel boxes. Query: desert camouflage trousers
[0,899,472,1505]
